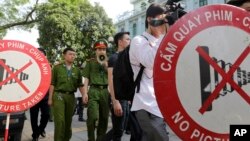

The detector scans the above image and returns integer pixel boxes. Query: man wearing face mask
[129,3,169,141]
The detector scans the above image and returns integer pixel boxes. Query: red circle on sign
[154,4,250,140]
[0,40,51,113]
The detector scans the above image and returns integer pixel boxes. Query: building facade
[115,0,231,37]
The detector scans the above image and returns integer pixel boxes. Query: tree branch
[0,19,39,30]
[0,0,40,30]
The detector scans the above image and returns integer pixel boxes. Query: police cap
[93,39,108,49]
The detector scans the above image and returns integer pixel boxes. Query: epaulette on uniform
[52,62,63,68]
[55,62,63,66]
[86,58,97,62]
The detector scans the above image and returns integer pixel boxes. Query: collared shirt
[82,59,108,85]
[51,63,83,92]
[129,31,164,118]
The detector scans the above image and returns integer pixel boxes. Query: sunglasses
[149,19,167,27]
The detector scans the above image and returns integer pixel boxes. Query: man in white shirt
[129,3,169,141]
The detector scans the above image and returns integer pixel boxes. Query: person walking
[48,47,84,141]
[102,32,131,141]
[74,77,86,122]
[30,48,50,141]
[82,39,110,141]
[129,3,170,141]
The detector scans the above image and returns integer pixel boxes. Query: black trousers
[76,97,84,118]
[102,100,131,141]
[30,97,50,138]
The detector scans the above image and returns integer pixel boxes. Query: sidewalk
[21,111,181,141]
[21,111,130,141]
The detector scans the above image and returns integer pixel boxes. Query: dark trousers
[135,110,169,141]
[102,100,129,141]
[128,111,141,141]
[30,97,50,138]
[76,97,84,118]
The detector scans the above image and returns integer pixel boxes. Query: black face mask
[149,19,166,27]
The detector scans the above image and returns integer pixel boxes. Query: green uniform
[83,59,109,141]
[51,63,82,141]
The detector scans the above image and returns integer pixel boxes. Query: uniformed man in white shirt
[129,3,169,141]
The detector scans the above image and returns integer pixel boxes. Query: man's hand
[113,100,123,117]
[48,98,53,106]
[83,94,88,104]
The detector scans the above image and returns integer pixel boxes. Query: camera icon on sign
[0,59,29,90]
[198,46,250,112]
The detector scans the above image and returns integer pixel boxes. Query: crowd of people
[28,0,250,141]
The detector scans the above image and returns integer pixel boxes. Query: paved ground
[2,110,181,141]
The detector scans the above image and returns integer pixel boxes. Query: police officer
[48,47,84,141]
[83,39,109,141]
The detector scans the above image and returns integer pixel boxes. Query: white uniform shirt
[129,32,164,118]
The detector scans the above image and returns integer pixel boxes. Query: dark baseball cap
[145,3,166,28]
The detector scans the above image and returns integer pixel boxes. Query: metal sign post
[4,113,10,141]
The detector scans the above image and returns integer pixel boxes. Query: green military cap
[93,39,108,49]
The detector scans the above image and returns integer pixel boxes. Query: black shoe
[31,133,39,141]
[32,137,38,141]
[78,117,86,122]
[40,131,46,138]
[125,130,131,135]
[77,110,80,115]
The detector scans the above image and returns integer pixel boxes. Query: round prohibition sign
[0,40,51,113]
[154,4,250,140]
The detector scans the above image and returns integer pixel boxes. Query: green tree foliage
[37,0,115,65]
[0,0,40,38]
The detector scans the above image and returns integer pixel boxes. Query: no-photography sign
[154,4,250,140]
[0,40,51,113]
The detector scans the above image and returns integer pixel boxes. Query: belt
[91,84,108,89]
[55,90,75,94]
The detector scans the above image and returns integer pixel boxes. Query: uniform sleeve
[78,69,84,87]
[51,65,58,86]
[82,61,90,79]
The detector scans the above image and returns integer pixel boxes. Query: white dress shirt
[129,32,164,118]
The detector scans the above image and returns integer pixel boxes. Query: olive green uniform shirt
[51,63,83,92]
[82,59,109,141]
[82,59,108,85]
